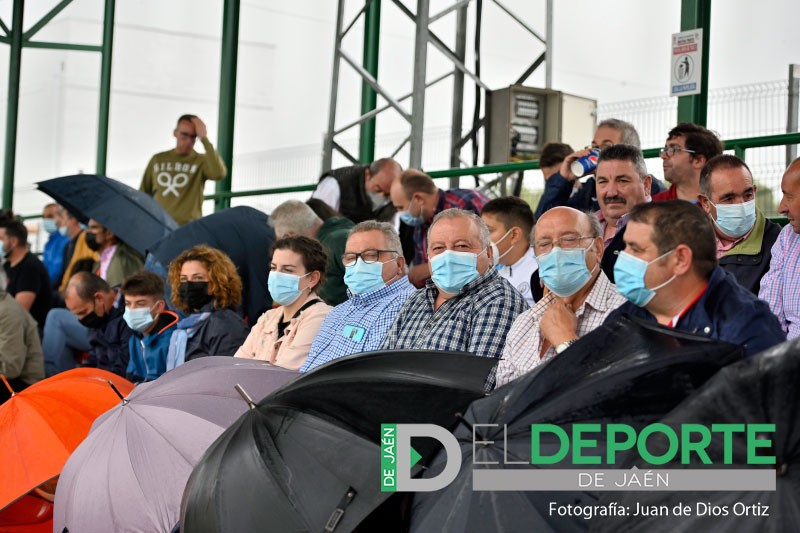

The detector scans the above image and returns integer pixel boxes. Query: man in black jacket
[311,158,402,223]
[64,271,130,377]
[697,154,780,294]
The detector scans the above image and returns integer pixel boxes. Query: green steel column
[96,0,115,175]
[677,0,711,125]
[359,0,381,164]
[2,0,23,210]
[215,0,240,211]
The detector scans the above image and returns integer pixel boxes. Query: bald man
[759,157,800,339]
[496,207,626,387]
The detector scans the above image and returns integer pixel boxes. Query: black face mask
[179,281,213,311]
[79,308,109,329]
[85,231,102,252]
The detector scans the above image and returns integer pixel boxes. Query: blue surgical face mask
[344,258,393,295]
[537,242,596,297]
[710,199,756,239]
[123,304,158,333]
[42,219,58,234]
[399,199,424,227]
[430,249,486,294]
[613,249,676,307]
[268,271,310,306]
[58,225,69,237]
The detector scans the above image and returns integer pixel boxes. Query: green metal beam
[2,0,23,210]
[359,0,381,164]
[96,0,115,174]
[215,0,240,212]
[0,17,10,36]
[677,0,711,125]
[23,0,73,41]
[24,40,102,52]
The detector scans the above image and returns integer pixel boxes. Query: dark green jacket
[316,216,355,306]
[95,241,145,288]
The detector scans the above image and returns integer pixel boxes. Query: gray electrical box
[484,85,597,164]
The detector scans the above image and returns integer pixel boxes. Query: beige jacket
[0,291,44,385]
[235,299,332,371]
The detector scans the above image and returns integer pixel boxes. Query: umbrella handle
[0,375,15,396]
[107,380,128,404]
[235,384,257,410]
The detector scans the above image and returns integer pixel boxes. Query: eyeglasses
[342,249,397,267]
[659,146,696,158]
[533,235,594,255]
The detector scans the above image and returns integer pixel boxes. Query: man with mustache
[595,144,652,282]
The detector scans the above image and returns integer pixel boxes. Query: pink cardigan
[234,300,332,370]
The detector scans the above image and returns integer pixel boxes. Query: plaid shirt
[759,224,800,339]
[414,188,489,264]
[300,277,416,372]
[495,271,626,388]
[380,268,528,388]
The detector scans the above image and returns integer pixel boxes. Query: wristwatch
[555,339,577,354]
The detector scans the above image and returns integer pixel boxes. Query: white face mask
[490,228,515,267]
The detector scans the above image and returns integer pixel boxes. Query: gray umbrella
[52,356,298,533]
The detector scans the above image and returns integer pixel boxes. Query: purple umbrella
[53,357,298,533]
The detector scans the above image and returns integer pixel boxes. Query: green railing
[203,132,800,208]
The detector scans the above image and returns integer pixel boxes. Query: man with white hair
[380,208,527,388]
[269,200,354,305]
[495,207,626,387]
[300,220,416,371]
[0,266,44,403]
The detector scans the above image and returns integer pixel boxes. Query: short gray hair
[428,208,491,250]
[598,118,641,149]
[269,200,323,237]
[349,220,402,253]
[597,144,649,179]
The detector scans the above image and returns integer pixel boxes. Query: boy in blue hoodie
[122,271,179,383]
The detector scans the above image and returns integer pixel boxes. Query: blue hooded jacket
[126,311,179,382]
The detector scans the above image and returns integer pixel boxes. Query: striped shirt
[495,271,626,387]
[414,188,489,264]
[300,277,416,371]
[380,268,528,389]
[758,224,800,339]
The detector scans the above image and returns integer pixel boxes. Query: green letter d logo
[395,424,461,492]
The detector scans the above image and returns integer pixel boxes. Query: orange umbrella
[0,368,133,511]
[0,495,53,533]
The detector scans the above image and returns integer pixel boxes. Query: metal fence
[598,79,799,213]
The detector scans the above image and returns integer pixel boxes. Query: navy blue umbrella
[147,206,275,323]
[37,174,177,256]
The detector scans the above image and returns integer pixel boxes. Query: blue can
[570,147,601,177]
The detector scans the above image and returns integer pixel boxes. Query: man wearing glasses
[140,114,227,225]
[300,221,416,371]
[496,207,626,387]
[654,122,722,202]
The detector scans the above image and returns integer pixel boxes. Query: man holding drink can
[534,119,665,218]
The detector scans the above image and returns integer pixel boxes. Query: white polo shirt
[497,246,538,307]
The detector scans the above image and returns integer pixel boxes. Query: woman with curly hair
[235,236,332,370]
[165,245,249,369]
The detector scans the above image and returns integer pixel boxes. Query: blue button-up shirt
[300,276,417,372]
[379,268,528,388]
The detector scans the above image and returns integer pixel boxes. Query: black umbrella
[180,350,497,533]
[37,174,177,256]
[409,316,744,532]
[593,337,800,533]
[147,205,274,323]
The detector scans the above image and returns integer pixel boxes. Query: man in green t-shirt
[140,115,227,225]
